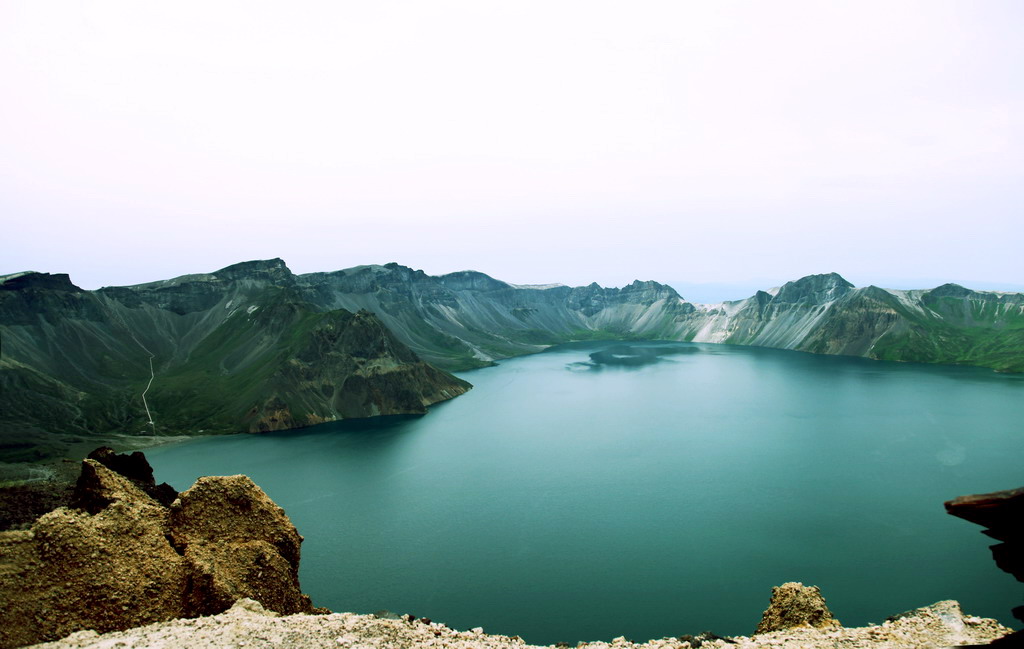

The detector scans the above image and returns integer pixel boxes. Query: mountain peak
[623,280,682,299]
[773,273,854,305]
[213,259,294,283]
[927,283,974,299]
[438,270,509,291]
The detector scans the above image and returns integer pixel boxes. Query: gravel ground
[25,598,1012,649]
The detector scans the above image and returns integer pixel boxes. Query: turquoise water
[147,342,1024,644]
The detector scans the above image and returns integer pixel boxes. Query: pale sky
[2,1,1022,298]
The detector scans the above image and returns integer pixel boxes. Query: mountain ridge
[285,261,1024,372]
[0,264,470,461]
[3,260,1022,461]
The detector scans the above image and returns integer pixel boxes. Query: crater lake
[146,341,1024,644]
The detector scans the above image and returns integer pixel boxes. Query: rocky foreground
[0,450,314,649]
[23,597,1012,649]
[2,451,1018,649]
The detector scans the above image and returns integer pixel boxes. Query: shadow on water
[254,408,468,457]
[267,413,425,440]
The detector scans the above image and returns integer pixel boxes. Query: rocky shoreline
[22,597,1013,649]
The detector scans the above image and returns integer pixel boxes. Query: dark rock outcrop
[946,486,1024,645]
[754,582,841,634]
[0,457,313,649]
[79,446,177,506]
[0,448,174,531]
[0,272,83,294]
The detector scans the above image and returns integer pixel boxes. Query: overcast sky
[2,1,1022,297]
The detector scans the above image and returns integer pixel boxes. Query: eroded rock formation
[169,475,309,617]
[754,581,840,634]
[71,446,177,512]
[0,457,313,649]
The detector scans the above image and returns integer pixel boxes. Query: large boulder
[754,582,841,634]
[0,458,313,649]
[170,475,302,569]
[170,475,310,616]
[182,539,309,617]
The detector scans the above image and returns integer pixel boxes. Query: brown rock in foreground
[171,475,311,616]
[0,458,313,649]
[754,581,841,634]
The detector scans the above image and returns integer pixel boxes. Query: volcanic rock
[170,475,310,615]
[754,582,840,634]
[83,446,177,506]
[0,461,187,648]
[0,458,313,649]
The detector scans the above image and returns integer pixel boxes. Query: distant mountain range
[2,259,1021,461]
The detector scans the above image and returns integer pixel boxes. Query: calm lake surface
[147,342,1024,644]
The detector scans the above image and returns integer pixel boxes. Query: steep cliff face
[0,261,470,461]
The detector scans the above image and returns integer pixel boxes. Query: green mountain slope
[0,263,469,461]
[866,284,1024,372]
